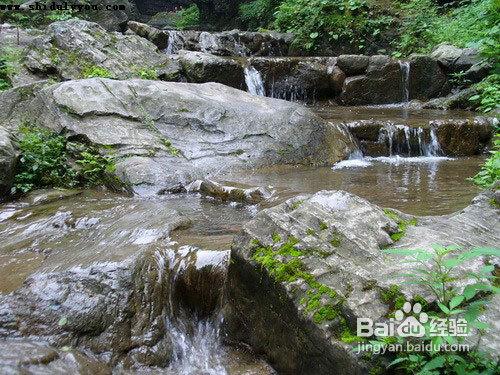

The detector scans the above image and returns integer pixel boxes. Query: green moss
[252,237,347,328]
[81,65,112,79]
[340,329,366,344]
[290,200,304,210]
[381,284,406,311]
[413,295,429,309]
[272,232,281,243]
[489,198,500,208]
[160,138,181,157]
[330,232,342,247]
[135,68,158,80]
[319,221,328,230]
[383,209,418,242]
[306,228,316,236]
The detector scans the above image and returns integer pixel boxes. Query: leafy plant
[469,74,500,113]
[469,133,500,188]
[239,0,281,29]
[12,125,116,195]
[135,68,158,80]
[377,245,500,375]
[0,47,23,91]
[81,65,112,79]
[174,4,200,30]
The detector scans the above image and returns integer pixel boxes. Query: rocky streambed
[0,18,498,375]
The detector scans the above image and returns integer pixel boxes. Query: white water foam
[244,65,265,96]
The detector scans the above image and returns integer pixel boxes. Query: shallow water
[311,103,478,126]
[222,157,483,216]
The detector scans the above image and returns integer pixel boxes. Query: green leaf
[58,317,68,326]
[450,295,465,309]
[422,355,446,371]
[438,303,450,314]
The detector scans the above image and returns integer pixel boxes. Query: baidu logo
[358,302,433,338]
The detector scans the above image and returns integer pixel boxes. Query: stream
[0,104,487,374]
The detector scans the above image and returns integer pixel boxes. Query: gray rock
[336,55,369,76]
[0,339,111,374]
[0,127,16,198]
[340,55,404,105]
[127,20,169,49]
[23,20,175,81]
[409,54,449,100]
[2,78,355,193]
[225,190,500,374]
[178,50,245,89]
[249,56,344,101]
[423,87,479,110]
[431,44,486,76]
[187,179,271,204]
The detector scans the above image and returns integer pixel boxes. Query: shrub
[470,133,499,188]
[469,74,500,113]
[0,47,23,91]
[273,0,393,52]
[239,0,280,30]
[12,125,116,195]
[174,4,200,30]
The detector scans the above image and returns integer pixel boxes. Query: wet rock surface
[0,127,16,199]
[1,78,355,193]
[344,117,496,157]
[225,190,500,374]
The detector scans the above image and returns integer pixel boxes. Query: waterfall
[244,65,265,96]
[399,61,410,103]
[166,31,182,55]
[425,128,442,156]
[379,124,443,157]
[159,246,231,374]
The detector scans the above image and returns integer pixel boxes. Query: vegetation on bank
[470,133,500,188]
[376,245,500,375]
[12,125,117,195]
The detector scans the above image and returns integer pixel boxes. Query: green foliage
[12,125,116,195]
[0,0,75,27]
[135,68,158,80]
[239,0,280,29]
[0,47,23,91]
[273,0,393,51]
[380,245,500,375]
[469,74,500,113]
[470,133,500,188]
[81,65,112,79]
[174,4,200,30]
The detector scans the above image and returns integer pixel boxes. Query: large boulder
[23,20,179,82]
[0,127,16,198]
[177,50,245,89]
[1,78,355,193]
[340,55,404,105]
[249,57,345,101]
[431,44,491,84]
[224,190,500,374]
[336,55,369,76]
[408,55,449,100]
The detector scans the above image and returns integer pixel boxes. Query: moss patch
[251,237,352,335]
[383,209,417,242]
[380,284,406,311]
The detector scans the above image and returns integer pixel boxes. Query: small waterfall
[166,31,182,55]
[399,61,410,103]
[378,124,443,157]
[244,65,265,96]
[425,128,442,156]
[161,246,231,375]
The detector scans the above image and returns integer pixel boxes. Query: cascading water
[157,246,231,375]
[244,65,266,96]
[399,61,410,103]
[377,124,444,157]
[166,31,182,55]
[425,127,442,156]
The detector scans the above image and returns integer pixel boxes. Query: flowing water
[0,103,487,374]
[399,61,410,103]
[244,65,266,96]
